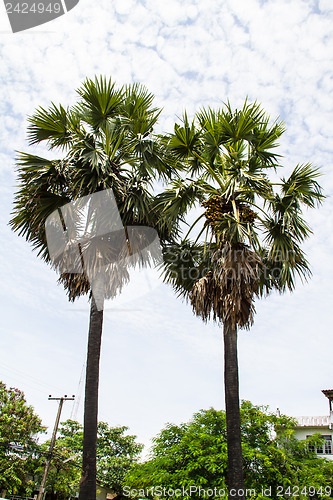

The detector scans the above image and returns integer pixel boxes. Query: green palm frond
[250,119,285,167]
[260,245,311,294]
[120,83,161,136]
[196,107,223,163]
[268,195,312,243]
[223,140,247,161]
[158,100,324,328]
[76,76,124,131]
[153,178,205,237]
[168,112,202,160]
[196,178,222,196]
[161,240,209,297]
[129,135,177,181]
[281,163,324,208]
[10,190,69,262]
[217,100,264,144]
[15,152,59,176]
[118,179,153,226]
[211,213,255,247]
[122,83,156,117]
[27,103,71,149]
[222,158,273,201]
[261,215,311,292]
[10,76,178,302]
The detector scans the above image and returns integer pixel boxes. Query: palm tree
[9,76,175,500]
[157,101,324,499]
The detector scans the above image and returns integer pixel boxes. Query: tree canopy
[34,419,143,499]
[0,381,45,495]
[125,402,333,500]
[0,382,143,498]
[159,102,324,321]
[10,76,176,304]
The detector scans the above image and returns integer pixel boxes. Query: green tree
[125,402,333,500]
[157,102,324,499]
[33,420,82,499]
[33,419,142,499]
[10,77,175,499]
[0,381,45,496]
[96,421,143,492]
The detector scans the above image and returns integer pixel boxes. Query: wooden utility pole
[37,395,75,500]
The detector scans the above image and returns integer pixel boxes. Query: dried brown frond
[190,271,223,323]
[58,273,91,301]
[190,243,262,329]
[59,260,131,302]
[55,225,158,302]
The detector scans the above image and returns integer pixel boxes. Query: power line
[70,363,85,421]
[0,360,65,394]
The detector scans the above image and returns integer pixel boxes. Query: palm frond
[27,103,71,149]
[281,163,324,208]
[261,215,311,292]
[217,100,263,144]
[196,107,223,164]
[153,178,205,234]
[168,112,202,160]
[161,240,209,298]
[250,119,285,167]
[10,76,178,303]
[190,243,262,329]
[76,76,124,130]
[120,83,161,135]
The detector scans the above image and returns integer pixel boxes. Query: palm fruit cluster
[202,195,234,225]
[202,195,256,229]
[240,204,257,223]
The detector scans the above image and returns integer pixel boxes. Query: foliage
[9,76,177,303]
[0,397,142,500]
[96,421,143,491]
[240,402,333,496]
[125,402,333,500]
[0,381,45,495]
[32,420,83,499]
[158,101,324,329]
[32,419,143,498]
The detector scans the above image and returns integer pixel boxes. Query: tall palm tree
[156,101,324,499]
[9,76,175,500]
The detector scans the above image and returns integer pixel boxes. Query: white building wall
[293,416,333,461]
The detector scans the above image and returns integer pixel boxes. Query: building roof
[295,416,331,427]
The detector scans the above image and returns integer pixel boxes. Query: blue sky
[1,0,333,452]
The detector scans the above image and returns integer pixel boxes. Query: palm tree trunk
[79,286,104,500]
[223,320,245,500]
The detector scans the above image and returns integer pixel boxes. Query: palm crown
[10,77,174,302]
[158,101,324,329]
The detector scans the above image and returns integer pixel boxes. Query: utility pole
[36,395,75,500]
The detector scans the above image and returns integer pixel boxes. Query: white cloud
[318,0,333,13]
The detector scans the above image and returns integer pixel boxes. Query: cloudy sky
[1,0,333,453]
